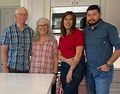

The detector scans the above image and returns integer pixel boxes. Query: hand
[66,58,74,66]
[2,65,9,73]
[97,64,110,72]
[51,74,57,85]
[66,69,73,83]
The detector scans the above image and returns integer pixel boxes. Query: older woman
[30,18,58,94]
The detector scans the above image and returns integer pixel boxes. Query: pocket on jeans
[99,69,114,79]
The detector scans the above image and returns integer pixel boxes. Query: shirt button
[103,41,106,44]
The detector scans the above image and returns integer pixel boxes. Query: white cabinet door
[0,8,16,36]
[51,0,101,7]
[21,0,50,30]
[51,0,75,7]
[76,0,101,6]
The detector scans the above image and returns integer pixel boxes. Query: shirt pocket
[85,36,106,47]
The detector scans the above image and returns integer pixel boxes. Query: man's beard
[88,19,100,26]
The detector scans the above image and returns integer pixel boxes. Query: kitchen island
[0,73,53,94]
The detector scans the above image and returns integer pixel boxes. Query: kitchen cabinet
[51,0,101,7]
[0,7,17,37]
[104,0,120,34]
[20,0,50,30]
[77,0,101,6]
[51,0,74,7]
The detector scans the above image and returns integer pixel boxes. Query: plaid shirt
[1,23,33,71]
[30,38,58,73]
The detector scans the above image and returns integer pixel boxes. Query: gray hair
[33,18,54,42]
[15,7,28,16]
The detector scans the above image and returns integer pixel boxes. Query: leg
[86,75,96,94]
[78,76,88,94]
[51,83,56,94]
[95,75,113,94]
[64,76,83,94]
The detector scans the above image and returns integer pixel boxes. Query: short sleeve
[1,28,10,45]
[107,24,120,50]
[74,30,85,46]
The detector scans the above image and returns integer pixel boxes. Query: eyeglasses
[38,24,48,27]
[16,13,28,17]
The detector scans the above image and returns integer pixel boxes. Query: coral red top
[58,29,84,58]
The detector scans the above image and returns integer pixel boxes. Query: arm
[107,25,120,65]
[66,46,84,83]
[98,49,120,71]
[98,25,120,71]
[51,53,58,85]
[53,53,58,74]
[58,50,66,62]
[107,49,120,65]
[69,46,84,71]
[1,45,9,73]
[58,50,74,65]
[51,39,58,85]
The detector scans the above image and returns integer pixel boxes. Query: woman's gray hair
[33,18,54,42]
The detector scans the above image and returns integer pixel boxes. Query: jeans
[60,59,86,94]
[51,83,56,94]
[87,70,113,94]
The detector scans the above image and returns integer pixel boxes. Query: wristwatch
[106,63,112,67]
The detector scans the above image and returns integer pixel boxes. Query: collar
[86,19,104,31]
[13,23,29,30]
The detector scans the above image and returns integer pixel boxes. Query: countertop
[0,73,53,94]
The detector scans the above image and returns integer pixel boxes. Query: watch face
[107,63,111,67]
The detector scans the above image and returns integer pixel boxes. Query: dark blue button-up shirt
[1,23,33,71]
[84,19,120,77]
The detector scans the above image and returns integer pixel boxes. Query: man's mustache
[88,19,96,22]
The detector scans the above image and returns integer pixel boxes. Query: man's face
[15,8,28,25]
[86,9,101,26]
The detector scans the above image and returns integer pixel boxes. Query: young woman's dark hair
[60,11,76,36]
[87,5,101,14]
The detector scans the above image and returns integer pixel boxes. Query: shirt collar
[86,19,103,31]
[13,23,29,30]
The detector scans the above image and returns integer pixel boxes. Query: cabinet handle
[72,1,74,4]
[76,1,78,4]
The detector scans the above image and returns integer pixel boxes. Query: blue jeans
[87,70,114,94]
[60,59,86,94]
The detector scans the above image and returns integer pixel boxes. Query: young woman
[30,18,58,94]
[58,11,86,94]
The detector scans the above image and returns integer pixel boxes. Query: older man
[1,7,33,73]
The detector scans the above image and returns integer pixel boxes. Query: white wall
[0,0,20,72]
[0,0,20,7]
[20,0,120,33]
[20,0,50,30]
[104,0,120,33]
